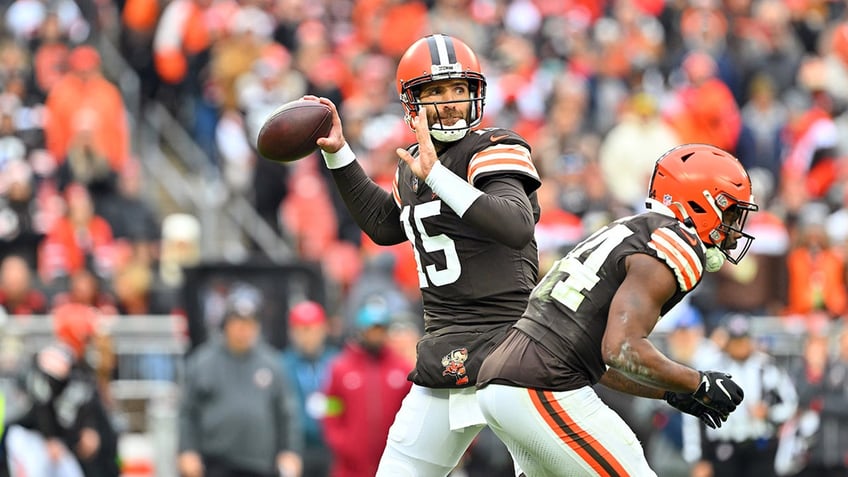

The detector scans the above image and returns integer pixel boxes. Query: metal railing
[1,314,186,476]
[95,36,295,263]
[0,314,188,377]
[0,312,812,476]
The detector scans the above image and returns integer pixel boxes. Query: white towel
[449,387,486,431]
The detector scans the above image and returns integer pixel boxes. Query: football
[256,99,333,163]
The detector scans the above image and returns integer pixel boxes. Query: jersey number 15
[401,201,461,288]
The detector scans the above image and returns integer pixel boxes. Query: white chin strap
[430,119,468,143]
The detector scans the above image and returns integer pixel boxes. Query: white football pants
[477,384,657,477]
[376,384,524,477]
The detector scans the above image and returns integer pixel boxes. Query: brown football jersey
[479,209,707,391]
[391,128,541,332]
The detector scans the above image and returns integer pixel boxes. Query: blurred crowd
[2,0,848,475]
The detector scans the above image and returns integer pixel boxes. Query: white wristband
[321,142,356,169]
[424,161,483,217]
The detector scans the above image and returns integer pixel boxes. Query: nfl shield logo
[412,176,419,193]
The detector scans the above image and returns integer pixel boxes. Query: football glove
[664,391,725,429]
[692,371,744,415]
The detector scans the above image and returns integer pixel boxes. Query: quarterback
[304,33,540,476]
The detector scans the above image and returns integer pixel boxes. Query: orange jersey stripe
[650,229,702,290]
[654,229,701,275]
[471,145,528,160]
[467,146,537,182]
[649,239,695,290]
[529,389,631,476]
[392,171,401,207]
[468,156,533,174]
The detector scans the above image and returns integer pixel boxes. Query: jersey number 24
[533,223,633,311]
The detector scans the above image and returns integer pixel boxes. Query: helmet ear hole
[688,201,706,213]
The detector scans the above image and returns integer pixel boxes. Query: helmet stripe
[427,34,457,66]
[442,35,457,63]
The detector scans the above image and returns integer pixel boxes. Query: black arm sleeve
[329,161,407,246]
[463,176,536,249]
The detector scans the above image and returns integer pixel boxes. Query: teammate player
[476,143,757,476]
[303,33,540,476]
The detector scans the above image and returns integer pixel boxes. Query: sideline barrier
[0,314,187,477]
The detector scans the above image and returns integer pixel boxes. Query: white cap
[162,213,200,242]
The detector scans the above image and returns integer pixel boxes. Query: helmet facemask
[702,192,758,264]
[401,76,486,143]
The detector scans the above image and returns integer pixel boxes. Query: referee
[683,314,798,477]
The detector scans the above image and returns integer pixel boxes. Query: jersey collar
[645,198,676,218]
[645,198,702,242]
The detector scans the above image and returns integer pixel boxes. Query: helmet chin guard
[429,118,468,142]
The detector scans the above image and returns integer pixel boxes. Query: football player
[476,143,758,476]
[303,33,540,476]
[3,303,119,477]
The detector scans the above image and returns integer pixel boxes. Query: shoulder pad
[466,129,539,189]
[647,225,705,292]
[472,128,529,148]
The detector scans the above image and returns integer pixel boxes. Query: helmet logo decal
[710,229,721,242]
[715,194,728,208]
[441,347,469,385]
[431,63,463,75]
[662,194,673,206]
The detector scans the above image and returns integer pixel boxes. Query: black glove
[692,371,744,415]
[664,391,725,429]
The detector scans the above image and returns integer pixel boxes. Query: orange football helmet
[396,34,486,141]
[648,144,758,263]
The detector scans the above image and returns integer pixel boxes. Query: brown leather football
[256,99,333,163]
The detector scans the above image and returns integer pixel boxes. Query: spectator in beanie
[178,283,303,477]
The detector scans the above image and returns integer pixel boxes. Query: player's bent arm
[427,163,535,249]
[463,176,535,248]
[599,367,666,399]
[601,253,702,394]
[325,150,407,245]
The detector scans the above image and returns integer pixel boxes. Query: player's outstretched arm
[601,253,746,420]
[303,95,406,245]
